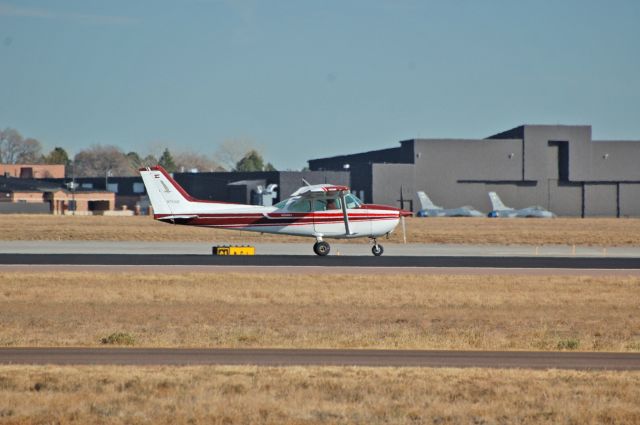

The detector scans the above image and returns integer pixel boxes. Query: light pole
[105,168,112,190]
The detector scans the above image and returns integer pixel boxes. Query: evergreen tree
[235,150,265,172]
[44,147,71,165]
[158,148,177,172]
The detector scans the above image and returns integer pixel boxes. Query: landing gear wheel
[372,244,384,256]
[313,241,331,256]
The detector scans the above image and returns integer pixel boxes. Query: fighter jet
[487,192,556,218]
[416,191,484,217]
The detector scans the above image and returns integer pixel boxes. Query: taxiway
[0,348,638,370]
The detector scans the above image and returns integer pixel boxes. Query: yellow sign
[212,246,255,256]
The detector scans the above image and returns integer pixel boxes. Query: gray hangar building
[308,125,640,217]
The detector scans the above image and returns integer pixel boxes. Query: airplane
[139,165,412,256]
[415,191,483,217]
[487,191,556,218]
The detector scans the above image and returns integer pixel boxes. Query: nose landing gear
[371,238,384,256]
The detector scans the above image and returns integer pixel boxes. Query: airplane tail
[488,192,509,210]
[417,191,438,210]
[139,166,197,215]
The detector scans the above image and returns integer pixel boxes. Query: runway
[0,348,638,370]
[1,253,639,269]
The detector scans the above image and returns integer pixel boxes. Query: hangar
[308,125,640,217]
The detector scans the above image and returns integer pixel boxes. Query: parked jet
[140,166,412,256]
[415,191,483,217]
[487,192,556,218]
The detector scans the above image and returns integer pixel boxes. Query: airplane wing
[290,183,355,236]
[290,184,350,198]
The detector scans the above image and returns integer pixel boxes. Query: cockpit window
[287,199,312,212]
[275,194,361,212]
[313,198,341,211]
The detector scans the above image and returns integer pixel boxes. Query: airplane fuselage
[155,204,401,239]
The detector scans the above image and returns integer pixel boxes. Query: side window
[313,200,326,211]
[288,199,312,212]
[315,197,341,211]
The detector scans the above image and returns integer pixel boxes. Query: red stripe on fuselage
[154,212,398,227]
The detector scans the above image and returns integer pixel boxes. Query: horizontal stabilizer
[158,215,198,220]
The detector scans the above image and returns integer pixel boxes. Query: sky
[1,0,639,169]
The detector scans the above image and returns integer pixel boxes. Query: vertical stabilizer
[488,192,509,211]
[417,191,440,210]
[140,166,193,215]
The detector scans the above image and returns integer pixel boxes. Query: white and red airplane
[139,166,412,256]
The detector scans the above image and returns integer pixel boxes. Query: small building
[0,176,114,214]
[0,164,65,179]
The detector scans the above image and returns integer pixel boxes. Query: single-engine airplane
[139,166,412,256]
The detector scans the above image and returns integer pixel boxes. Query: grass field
[0,214,639,245]
[1,271,638,351]
[0,365,638,424]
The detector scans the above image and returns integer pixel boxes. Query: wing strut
[339,191,354,236]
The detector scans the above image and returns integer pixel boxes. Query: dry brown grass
[1,214,639,245]
[0,365,638,424]
[1,272,639,351]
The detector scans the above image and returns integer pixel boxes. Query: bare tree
[73,145,135,177]
[174,151,225,172]
[16,138,43,163]
[214,139,254,171]
[141,154,158,167]
[0,128,43,164]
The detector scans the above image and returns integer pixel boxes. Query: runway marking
[0,348,638,370]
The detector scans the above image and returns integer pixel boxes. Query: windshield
[273,199,288,209]
[344,194,362,208]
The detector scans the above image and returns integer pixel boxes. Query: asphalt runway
[1,253,639,269]
[0,348,638,370]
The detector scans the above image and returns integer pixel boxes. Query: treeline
[0,127,278,177]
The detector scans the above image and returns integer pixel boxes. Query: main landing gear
[312,238,385,256]
[313,240,331,256]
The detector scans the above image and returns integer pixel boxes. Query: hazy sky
[1,0,639,169]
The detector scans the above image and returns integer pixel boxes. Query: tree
[141,154,158,167]
[74,145,134,177]
[0,128,43,164]
[158,148,177,173]
[173,151,225,172]
[16,138,43,163]
[235,150,265,172]
[264,162,277,171]
[214,139,254,171]
[44,147,70,165]
[126,151,142,169]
